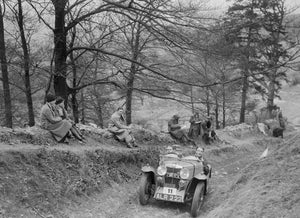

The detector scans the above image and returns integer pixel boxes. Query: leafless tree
[0,2,13,128]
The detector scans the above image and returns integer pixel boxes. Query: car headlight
[157,165,167,176]
[180,168,190,179]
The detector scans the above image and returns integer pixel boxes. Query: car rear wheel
[191,182,205,217]
[139,173,153,205]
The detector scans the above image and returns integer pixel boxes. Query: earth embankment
[0,124,299,218]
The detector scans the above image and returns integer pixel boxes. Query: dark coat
[108,112,134,144]
[168,117,185,140]
[188,114,201,138]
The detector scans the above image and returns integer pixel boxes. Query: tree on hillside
[109,8,159,124]
[0,2,13,128]
[4,0,35,126]
[224,0,263,123]
[65,0,210,124]
[255,0,291,117]
[28,0,122,100]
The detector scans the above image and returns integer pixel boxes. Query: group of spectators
[168,112,217,146]
[41,94,215,147]
[41,96,137,148]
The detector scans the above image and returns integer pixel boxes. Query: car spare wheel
[139,173,153,205]
[191,182,205,217]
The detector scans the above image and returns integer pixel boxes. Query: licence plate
[155,193,182,202]
[163,187,177,195]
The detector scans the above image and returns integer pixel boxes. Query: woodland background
[0,0,300,130]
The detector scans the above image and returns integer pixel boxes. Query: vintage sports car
[138,150,212,217]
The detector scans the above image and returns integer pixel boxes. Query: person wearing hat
[40,94,73,143]
[168,114,196,146]
[108,107,138,148]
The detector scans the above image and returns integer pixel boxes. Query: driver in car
[195,147,210,175]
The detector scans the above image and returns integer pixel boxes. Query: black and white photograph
[0,0,299,217]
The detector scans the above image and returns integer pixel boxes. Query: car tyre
[191,182,205,217]
[139,173,153,205]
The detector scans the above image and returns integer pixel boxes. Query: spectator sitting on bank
[188,111,201,139]
[108,107,138,148]
[40,94,74,144]
[168,114,196,146]
[55,96,85,142]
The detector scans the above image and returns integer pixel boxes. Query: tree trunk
[266,32,280,118]
[71,93,79,123]
[95,97,103,128]
[222,77,226,128]
[125,23,141,125]
[266,72,276,118]
[205,87,210,116]
[80,90,85,124]
[0,3,13,128]
[125,66,135,125]
[190,86,194,113]
[239,73,248,123]
[215,96,220,129]
[69,35,79,123]
[17,0,35,126]
[52,0,68,100]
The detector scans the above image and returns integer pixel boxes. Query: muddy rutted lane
[65,135,282,218]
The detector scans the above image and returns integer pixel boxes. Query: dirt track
[63,135,272,218]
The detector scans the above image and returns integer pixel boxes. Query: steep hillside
[206,131,300,218]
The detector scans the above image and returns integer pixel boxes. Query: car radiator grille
[165,167,181,188]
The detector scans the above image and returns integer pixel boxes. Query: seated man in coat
[108,107,137,148]
[168,114,196,146]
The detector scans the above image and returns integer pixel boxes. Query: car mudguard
[193,173,208,181]
[141,165,156,184]
[141,165,156,174]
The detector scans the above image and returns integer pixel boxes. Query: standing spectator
[168,114,196,146]
[108,107,137,148]
[188,111,201,139]
[201,116,216,144]
[276,106,285,130]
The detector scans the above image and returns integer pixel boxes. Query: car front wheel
[139,173,153,205]
[191,182,205,217]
